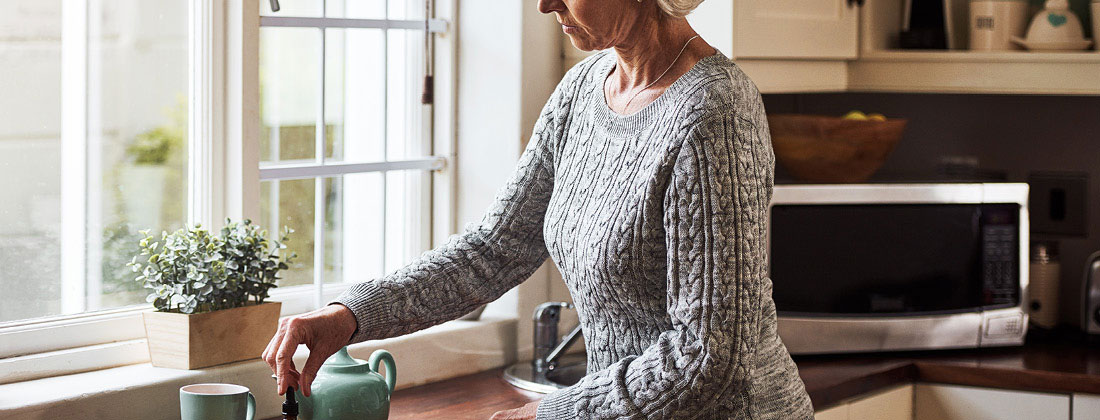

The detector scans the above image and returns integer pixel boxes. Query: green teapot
[296,347,396,420]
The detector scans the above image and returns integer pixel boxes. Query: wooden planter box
[142,301,281,369]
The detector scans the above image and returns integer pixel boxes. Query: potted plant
[129,219,295,369]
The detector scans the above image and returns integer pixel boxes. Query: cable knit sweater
[332,50,813,419]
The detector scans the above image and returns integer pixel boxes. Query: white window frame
[256,6,449,310]
[0,0,459,385]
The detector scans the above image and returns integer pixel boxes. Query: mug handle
[246,392,256,420]
[369,350,397,395]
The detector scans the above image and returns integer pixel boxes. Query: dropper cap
[282,386,299,419]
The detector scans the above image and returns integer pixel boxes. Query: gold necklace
[606,34,700,113]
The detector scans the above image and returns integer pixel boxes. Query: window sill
[0,315,518,420]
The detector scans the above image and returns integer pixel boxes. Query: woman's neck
[610,13,700,90]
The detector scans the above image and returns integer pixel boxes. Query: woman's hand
[262,303,358,397]
[489,401,539,420]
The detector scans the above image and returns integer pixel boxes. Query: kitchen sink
[503,354,587,393]
[505,302,587,393]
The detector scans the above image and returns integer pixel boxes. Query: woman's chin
[566,37,600,53]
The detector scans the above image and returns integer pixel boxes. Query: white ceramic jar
[970,0,1032,50]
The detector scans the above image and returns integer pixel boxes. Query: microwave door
[768,204,1014,317]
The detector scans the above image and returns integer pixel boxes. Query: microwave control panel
[982,224,1018,306]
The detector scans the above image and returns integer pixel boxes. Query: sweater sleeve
[536,104,775,418]
[329,83,566,344]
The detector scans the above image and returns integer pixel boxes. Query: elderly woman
[264,0,813,418]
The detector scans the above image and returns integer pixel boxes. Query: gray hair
[656,0,704,18]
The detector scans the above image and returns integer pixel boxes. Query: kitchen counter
[264,337,1100,419]
[795,337,1100,410]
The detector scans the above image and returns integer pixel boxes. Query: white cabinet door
[914,384,1070,420]
[849,384,913,420]
[734,0,859,59]
[1073,394,1100,420]
[815,403,848,420]
[688,0,859,60]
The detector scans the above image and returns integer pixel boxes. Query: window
[258,0,447,309]
[0,0,452,382]
[0,0,189,324]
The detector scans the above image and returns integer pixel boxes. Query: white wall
[455,0,571,361]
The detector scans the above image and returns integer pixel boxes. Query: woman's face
[538,0,641,51]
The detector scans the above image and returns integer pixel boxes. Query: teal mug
[180,383,256,420]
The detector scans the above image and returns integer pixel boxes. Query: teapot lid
[321,347,372,373]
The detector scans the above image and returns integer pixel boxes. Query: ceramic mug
[970,0,1032,50]
[180,383,256,420]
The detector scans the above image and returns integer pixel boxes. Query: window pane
[324,28,385,162]
[260,0,322,17]
[94,0,189,310]
[388,0,427,20]
[386,29,426,161]
[0,0,64,322]
[260,179,315,287]
[325,173,385,284]
[0,0,188,323]
[385,170,427,272]
[260,27,320,163]
[325,0,385,20]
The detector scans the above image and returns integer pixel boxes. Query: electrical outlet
[1028,171,1088,236]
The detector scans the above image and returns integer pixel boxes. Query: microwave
[768,183,1029,354]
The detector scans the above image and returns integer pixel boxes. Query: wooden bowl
[767,114,908,183]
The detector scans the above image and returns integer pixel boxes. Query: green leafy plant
[128,219,296,314]
[126,95,185,165]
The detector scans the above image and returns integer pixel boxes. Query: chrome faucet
[532,302,583,375]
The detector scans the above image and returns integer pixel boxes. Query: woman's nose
[537,0,564,14]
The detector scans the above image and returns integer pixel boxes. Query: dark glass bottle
[283,387,299,420]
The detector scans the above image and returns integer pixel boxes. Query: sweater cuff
[536,388,574,420]
[328,280,394,344]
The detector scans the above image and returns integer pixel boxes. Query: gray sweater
[332,50,814,419]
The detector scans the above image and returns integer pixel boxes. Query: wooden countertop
[267,336,1100,419]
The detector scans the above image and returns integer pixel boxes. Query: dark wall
[762,92,1100,328]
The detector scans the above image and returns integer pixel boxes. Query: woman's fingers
[299,344,335,397]
[275,319,305,394]
[262,317,289,373]
[264,305,359,396]
[488,408,527,420]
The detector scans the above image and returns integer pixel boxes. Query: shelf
[847,49,1100,95]
[859,49,1100,64]
[855,1,1100,95]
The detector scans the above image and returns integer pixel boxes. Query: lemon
[842,110,868,120]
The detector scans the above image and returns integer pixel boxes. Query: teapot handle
[369,350,396,395]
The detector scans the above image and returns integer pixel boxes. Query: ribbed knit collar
[590,49,727,135]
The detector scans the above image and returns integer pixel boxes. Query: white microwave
[768,183,1029,354]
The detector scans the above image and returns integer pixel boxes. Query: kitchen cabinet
[691,0,859,60]
[814,403,848,420]
[1073,393,1100,420]
[564,1,1100,95]
[686,0,854,93]
[849,1,1100,95]
[814,384,1090,420]
[814,384,913,420]
[914,383,1070,420]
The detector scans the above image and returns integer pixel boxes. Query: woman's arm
[329,87,567,345]
[536,101,775,418]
